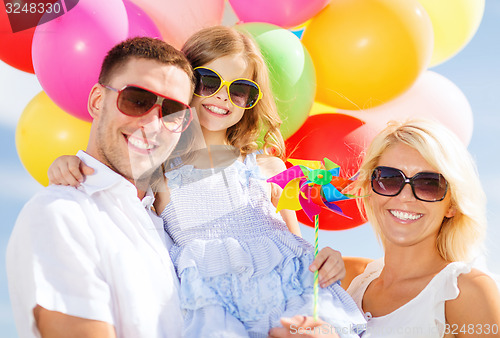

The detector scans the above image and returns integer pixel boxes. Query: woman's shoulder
[454,267,499,300]
[445,267,500,328]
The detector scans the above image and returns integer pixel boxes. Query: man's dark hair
[98,37,194,88]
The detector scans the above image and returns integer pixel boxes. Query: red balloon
[0,1,35,73]
[285,113,377,230]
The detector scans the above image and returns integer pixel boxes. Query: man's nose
[138,105,163,132]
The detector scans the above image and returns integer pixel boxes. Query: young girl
[48,26,366,337]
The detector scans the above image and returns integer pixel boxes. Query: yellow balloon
[309,101,337,116]
[418,0,484,66]
[302,0,433,110]
[16,91,92,186]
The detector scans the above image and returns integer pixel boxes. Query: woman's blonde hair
[181,25,285,159]
[353,119,486,262]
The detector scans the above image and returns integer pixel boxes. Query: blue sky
[0,2,499,336]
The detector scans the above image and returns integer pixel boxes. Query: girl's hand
[48,155,94,187]
[309,247,345,288]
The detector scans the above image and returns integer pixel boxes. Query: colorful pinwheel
[267,157,356,320]
[267,158,355,221]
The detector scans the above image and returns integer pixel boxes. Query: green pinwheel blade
[323,158,340,171]
[299,165,310,178]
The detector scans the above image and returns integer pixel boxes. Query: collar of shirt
[76,151,156,209]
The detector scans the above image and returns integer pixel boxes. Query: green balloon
[236,22,316,140]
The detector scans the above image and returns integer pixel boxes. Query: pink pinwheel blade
[267,165,305,189]
[299,184,322,221]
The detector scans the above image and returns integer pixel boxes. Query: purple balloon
[124,0,162,39]
[32,0,128,121]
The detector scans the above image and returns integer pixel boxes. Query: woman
[344,119,500,337]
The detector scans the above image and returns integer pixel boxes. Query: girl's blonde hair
[181,25,285,159]
[353,119,486,262]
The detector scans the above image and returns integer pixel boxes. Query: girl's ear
[88,84,104,119]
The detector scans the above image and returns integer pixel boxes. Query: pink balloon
[228,0,331,28]
[124,0,162,39]
[32,0,128,121]
[338,71,474,145]
[130,0,224,49]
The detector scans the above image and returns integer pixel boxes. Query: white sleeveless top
[347,258,471,337]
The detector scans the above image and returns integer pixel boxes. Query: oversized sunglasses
[101,84,192,133]
[193,67,263,109]
[371,166,448,202]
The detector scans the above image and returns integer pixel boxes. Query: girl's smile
[203,104,230,116]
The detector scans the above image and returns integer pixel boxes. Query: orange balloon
[302,0,433,110]
[16,92,91,186]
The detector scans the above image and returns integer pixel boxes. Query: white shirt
[347,258,470,338]
[6,151,183,338]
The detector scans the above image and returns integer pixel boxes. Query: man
[6,37,194,337]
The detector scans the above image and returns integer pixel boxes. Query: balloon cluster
[1,0,484,229]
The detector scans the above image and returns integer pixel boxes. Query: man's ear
[88,84,104,119]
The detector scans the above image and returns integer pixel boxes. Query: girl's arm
[445,269,500,337]
[48,155,94,186]
[152,177,170,216]
[48,155,171,217]
[256,154,301,236]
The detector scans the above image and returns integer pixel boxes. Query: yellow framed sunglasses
[193,67,263,109]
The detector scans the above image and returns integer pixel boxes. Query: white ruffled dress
[161,153,366,337]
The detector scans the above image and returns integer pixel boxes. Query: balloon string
[313,214,319,321]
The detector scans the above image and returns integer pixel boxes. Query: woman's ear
[88,84,104,119]
[445,203,457,218]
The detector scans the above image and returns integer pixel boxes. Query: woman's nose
[397,182,417,201]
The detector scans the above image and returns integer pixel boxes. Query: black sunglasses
[102,84,192,133]
[371,166,448,202]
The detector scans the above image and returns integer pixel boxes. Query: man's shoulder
[26,185,90,207]
[18,185,95,226]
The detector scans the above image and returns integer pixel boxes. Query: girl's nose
[216,85,229,101]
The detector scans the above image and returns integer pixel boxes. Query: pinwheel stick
[313,214,319,321]
[266,158,355,323]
